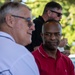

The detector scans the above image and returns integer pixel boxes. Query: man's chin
[45,46,57,51]
[25,40,32,46]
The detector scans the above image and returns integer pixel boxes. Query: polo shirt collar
[0,31,15,42]
[38,44,62,59]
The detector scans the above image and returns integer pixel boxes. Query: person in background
[26,1,67,52]
[0,2,39,75]
[62,45,71,56]
[32,19,74,75]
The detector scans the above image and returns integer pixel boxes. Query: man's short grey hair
[0,2,31,24]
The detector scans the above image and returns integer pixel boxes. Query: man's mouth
[48,42,57,46]
[27,32,32,35]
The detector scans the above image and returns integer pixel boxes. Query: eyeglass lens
[26,18,34,27]
[50,10,62,17]
[11,15,33,27]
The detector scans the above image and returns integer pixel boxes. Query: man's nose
[50,34,56,40]
[30,22,35,31]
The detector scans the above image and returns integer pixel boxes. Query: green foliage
[0,2,3,7]
[26,0,49,17]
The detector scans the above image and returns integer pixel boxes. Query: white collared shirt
[0,31,39,75]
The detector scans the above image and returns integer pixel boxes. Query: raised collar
[38,44,62,59]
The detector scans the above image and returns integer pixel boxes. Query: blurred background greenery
[0,0,75,54]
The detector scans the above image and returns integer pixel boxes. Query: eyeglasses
[50,10,62,17]
[11,15,33,27]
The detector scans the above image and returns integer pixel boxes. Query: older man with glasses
[0,2,39,75]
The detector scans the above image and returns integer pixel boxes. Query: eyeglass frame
[50,10,62,17]
[11,15,33,27]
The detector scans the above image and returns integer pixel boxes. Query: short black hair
[43,1,62,14]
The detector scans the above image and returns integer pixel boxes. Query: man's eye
[44,33,51,36]
[55,33,61,36]
[44,33,61,37]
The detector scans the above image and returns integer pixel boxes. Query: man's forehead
[44,23,61,31]
[45,22,60,27]
[53,8,62,13]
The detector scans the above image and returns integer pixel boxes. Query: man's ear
[5,14,15,28]
[41,33,45,44]
[40,33,43,38]
[47,10,51,16]
[41,33,44,40]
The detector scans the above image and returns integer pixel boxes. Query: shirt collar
[38,44,62,59]
[39,16,45,23]
[0,31,15,42]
